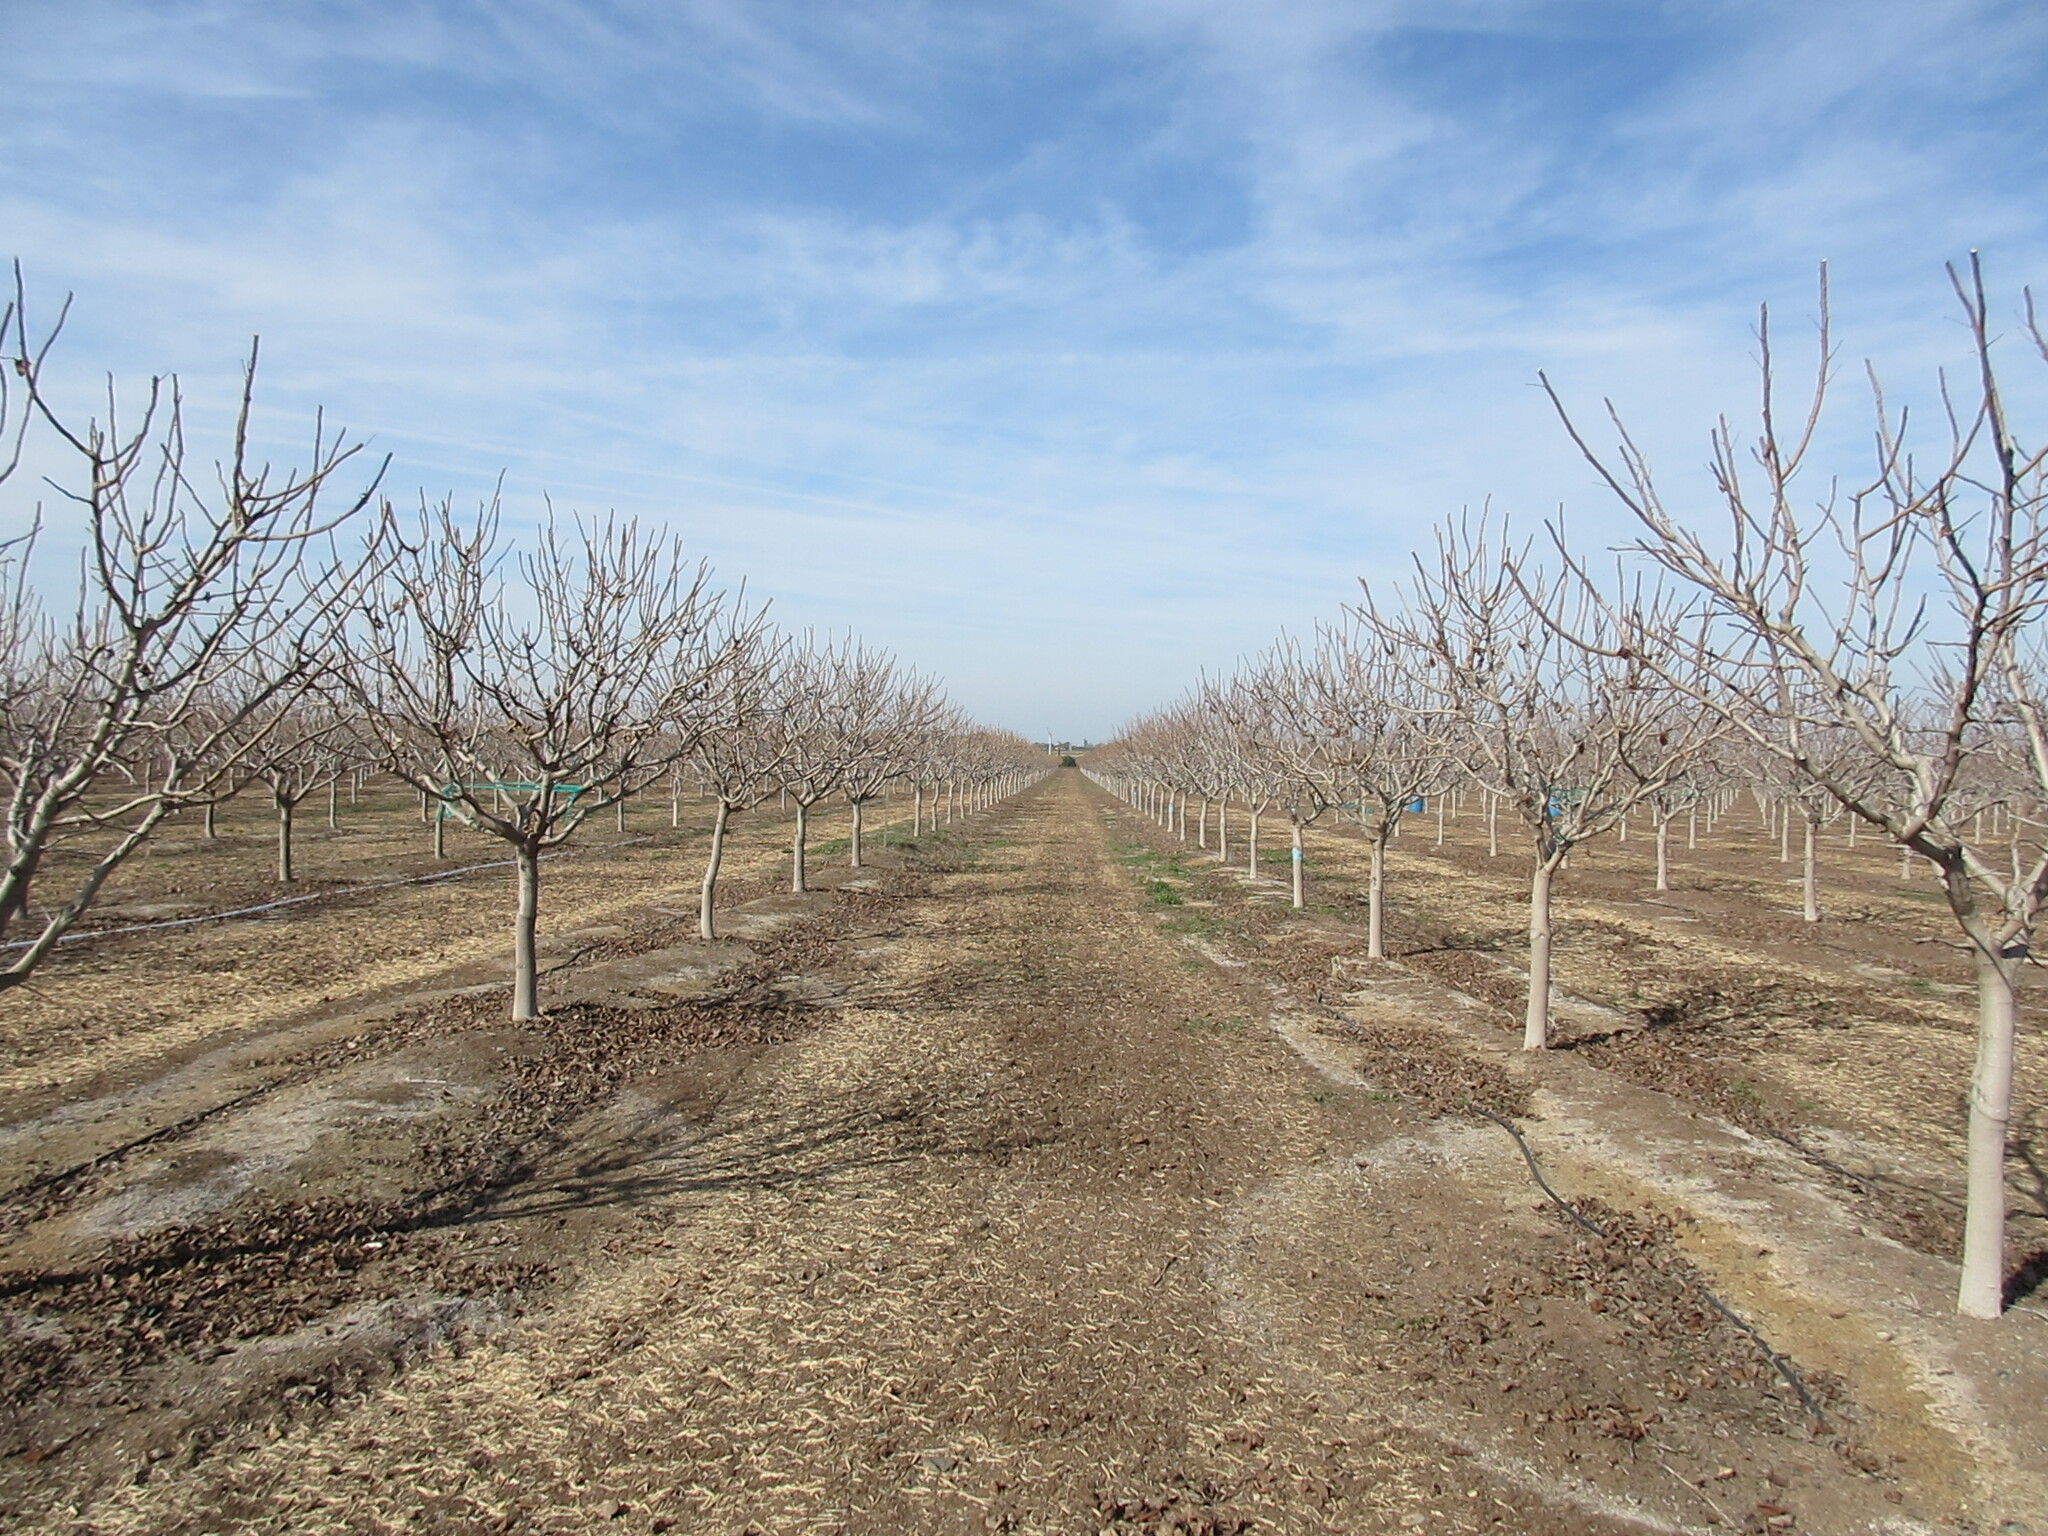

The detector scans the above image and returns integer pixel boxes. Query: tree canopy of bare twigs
[344,498,750,1020]
[0,273,385,986]
[1540,255,2048,1318]
[690,626,794,940]
[1358,514,1716,1050]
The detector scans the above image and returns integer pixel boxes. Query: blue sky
[4,0,2047,739]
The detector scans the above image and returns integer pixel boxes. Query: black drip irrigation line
[1697,1290,1830,1426]
[1,1081,283,1210]
[1461,1099,1828,1428]
[1466,1103,1606,1238]
[0,835,659,954]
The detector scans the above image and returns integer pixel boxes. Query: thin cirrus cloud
[2,0,2045,737]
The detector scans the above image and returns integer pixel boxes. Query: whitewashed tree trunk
[1960,939,2019,1317]
[1524,855,1562,1050]
[512,845,541,1022]
[1802,814,1820,922]
[700,799,731,941]
[792,801,811,892]
[276,796,296,883]
[1367,831,1389,959]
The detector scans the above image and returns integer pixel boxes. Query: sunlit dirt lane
[79,770,1626,1536]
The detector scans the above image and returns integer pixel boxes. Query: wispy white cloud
[2,0,2045,736]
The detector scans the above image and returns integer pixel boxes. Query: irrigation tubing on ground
[0,835,659,954]
[0,1081,285,1209]
[1462,1098,1827,1427]
[0,835,676,1211]
[1464,1102,1608,1238]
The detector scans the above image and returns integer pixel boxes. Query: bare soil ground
[0,775,2042,1533]
[1262,800,2048,1285]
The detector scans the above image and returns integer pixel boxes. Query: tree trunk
[1687,809,1697,850]
[512,843,541,1022]
[433,801,446,859]
[671,780,681,828]
[851,798,865,867]
[1524,856,1560,1051]
[276,796,295,883]
[1488,793,1499,857]
[792,801,809,892]
[1290,820,1305,908]
[1216,802,1229,863]
[204,801,217,840]
[913,785,923,836]
[1247,808,1260,876]
[1959,939,2019,1318]
[1436,798,1446,845]
[699,799,731,941]
[1198,797,1209,849]
[1780,808,1792,862]
[1655,816,1671,891]
[1367,830,1388,960]
[1802,814,1820,922]
[327,780,338,829]
[616,796,626,832]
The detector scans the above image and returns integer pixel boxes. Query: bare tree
[1541,257,2048,1317]
[691,627,793,940]
[0,281,384,985]
[346,499,743,1020]
[1291,619,1448,956]
[832,652,945,868]
[1230,647,1342,909]
[901,705,971,839]
[766,636,851,894]
[1362,515,1712,1049]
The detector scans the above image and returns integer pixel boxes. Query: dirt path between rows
[10,773,2039,1533]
